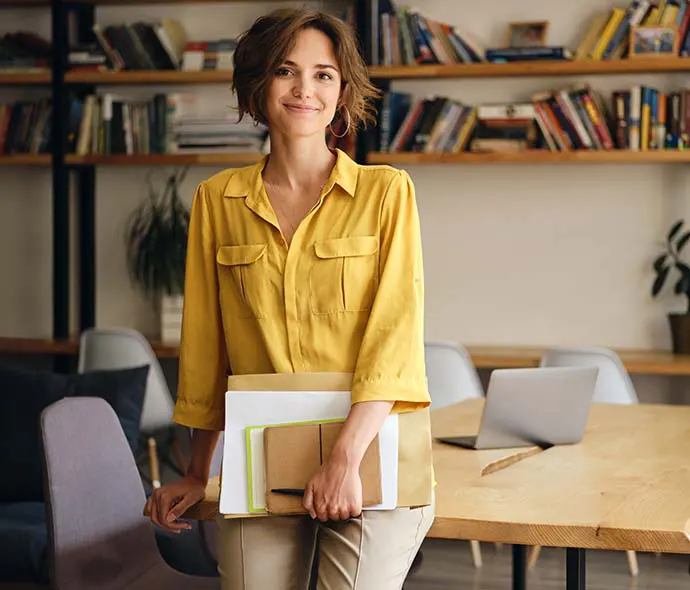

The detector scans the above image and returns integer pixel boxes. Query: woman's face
[265,27,342,139]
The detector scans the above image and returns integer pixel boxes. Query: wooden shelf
[0,337,179,358]
[0,154,51,165]
[65,70,234,84]
[367,150,690,165]
[65,153,263,166]
[64,58,690,85]
[368,57,690,79]
[0,70,50,85]
[67,0,295,4]
[3,337,690,375]
[0,0,49,5]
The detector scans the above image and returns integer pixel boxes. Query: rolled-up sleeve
[173,182,228,430]
[350,169,430,413]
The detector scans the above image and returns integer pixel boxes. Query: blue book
[485,46,573,62]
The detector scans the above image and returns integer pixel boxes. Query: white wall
[3,0,690,402]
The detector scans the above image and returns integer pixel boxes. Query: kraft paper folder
[220,372,433,519]
[263,421,382,515]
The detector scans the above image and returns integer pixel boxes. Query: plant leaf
[676,273,690,295]
[652,265,670,297]
[677,231,690,253]
[653,254,668,272]
[668,219,684,243]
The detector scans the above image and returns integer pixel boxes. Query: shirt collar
[222,148,358,199]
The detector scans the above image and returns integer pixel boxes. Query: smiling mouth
[284,104,320,113]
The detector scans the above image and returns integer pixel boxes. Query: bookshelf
[64,153,264,166]
[368,150,690,165]
[0,71,50,85]
[369,57,690,79]
[0,154,51,165]
[64,70,236,84]
[4,0,690,362]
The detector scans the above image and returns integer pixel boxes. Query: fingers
[149,489,191,533]
[143,495,152,517]
[166,495,197,529]
[303,485,317,519]
[315,500,330,523]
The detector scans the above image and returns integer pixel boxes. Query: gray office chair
[40,397,219,589]
[530,346,639,575]
[540,346,639,404]
[425,341,484,408]
[424,341,485,567]
[198,433,223,564]
[78,328,186,484]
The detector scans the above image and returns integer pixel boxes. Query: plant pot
[668,313,690,354]
[161,294,184,344]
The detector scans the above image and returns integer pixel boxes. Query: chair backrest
[424,341,484,409]
[540,347,639,404]
[78,328,174,433]
[198,434,224,565]
[41,397,161,590]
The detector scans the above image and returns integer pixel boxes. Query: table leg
[566,547,586,590]
[512,544,527,590]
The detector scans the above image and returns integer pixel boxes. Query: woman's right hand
[145,474,206,533]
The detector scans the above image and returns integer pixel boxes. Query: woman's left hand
[303,456,362,522]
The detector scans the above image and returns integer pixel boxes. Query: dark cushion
[0,502,48,583]
[0,365,149,503]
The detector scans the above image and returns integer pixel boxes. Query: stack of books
[68,93,270,156]
[91,19,187,71]
[574,0,689,60]
[611,86,690,150]
[0,32,51,71]
[0,100,52,154]
[367,0,484,65]
[375,84,690,153]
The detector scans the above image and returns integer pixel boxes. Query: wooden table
[185,399,690,588]
[432,399,690,589]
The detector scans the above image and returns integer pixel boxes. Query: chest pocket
[310,236,378,315]
[216,244,267,319]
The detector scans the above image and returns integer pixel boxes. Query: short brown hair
[232,8,379,134]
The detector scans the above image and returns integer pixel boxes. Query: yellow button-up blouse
[173,148,430,431]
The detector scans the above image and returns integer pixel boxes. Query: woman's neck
[263,133,336,192]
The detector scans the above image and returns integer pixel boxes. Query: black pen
[270,488,305,496]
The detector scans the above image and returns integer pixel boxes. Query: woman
[146,8,434,589]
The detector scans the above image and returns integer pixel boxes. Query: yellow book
[575,12,611,60]
[660,3,679,25]
[643,7,660,25]
[451,107,477,153]
[641,92,651,151]
[590,8,626,59]
[657,0,667,23]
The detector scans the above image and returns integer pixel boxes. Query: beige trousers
[215,498,434,590]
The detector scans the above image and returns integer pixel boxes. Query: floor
[404,541,690,589]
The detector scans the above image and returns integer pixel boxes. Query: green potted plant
[651,219,690,354]
[125,167,190,343]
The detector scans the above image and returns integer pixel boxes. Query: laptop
[436,366,599,450]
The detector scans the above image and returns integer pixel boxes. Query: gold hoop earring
[329,107,351,139]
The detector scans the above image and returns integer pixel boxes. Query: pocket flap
[314,236,378,259]
[216,244,266,266]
